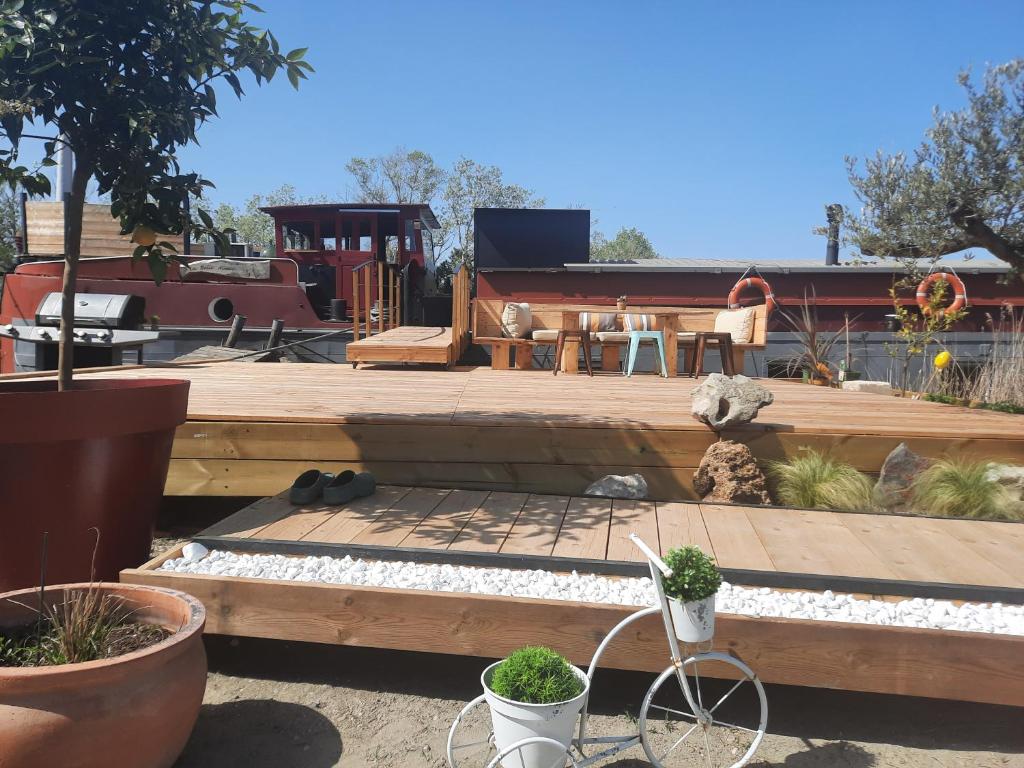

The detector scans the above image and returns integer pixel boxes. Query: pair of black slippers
[289,469,376,506]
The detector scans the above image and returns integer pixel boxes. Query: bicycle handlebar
[629,533,673,578]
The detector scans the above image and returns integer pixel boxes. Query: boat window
[404,219,418,253]
[321,236,337,250]
[283,222,314,250]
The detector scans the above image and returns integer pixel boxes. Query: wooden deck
[82,363,1024,500]
[345,326,454,367]
[195,488,1024,596]
[124,486,1024,707]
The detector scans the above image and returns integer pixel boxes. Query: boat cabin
[259,203,440,319]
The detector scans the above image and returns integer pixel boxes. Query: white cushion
[713,307,755,343]
[530,329,559,342]
[501,302,531,338]
[595,331,631,343]
[677,332,697,342]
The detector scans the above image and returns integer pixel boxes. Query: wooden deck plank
[699,505,777,571]
[500,495,571,556]
[77,363,1024,441]
[657,501,714,556]
[915,517,1024,585]
[450,492,530,553]
[838,513,1023,587]
[607,500,659,562]
[400,489,491,549]
[551,497,612,560]
[299,486,413,544]
[256,505,341,542]
[746,508,900,580]
[350,488,453,547]
[200,493,295,538]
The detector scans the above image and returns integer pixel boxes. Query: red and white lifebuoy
[916,272,967,316]
[728,276,776,314]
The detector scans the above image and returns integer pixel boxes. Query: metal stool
[625,330,668,377]
[689,331,736,377]
[553,329,593,376]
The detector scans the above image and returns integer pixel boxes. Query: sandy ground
[171,635,1024,768]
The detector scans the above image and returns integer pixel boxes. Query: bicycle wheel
[639,652,767,768]
[447,694,497,767]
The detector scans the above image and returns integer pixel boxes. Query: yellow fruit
[934,350,952,370]
[131,225,157,247]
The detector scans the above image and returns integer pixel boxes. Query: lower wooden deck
[345,326,454,366]
[122,487,1024,708]
[81,364,1024,501]
[197,488,1024,598]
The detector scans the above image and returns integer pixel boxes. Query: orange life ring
[916,272,967,316]
[728,276,776,314]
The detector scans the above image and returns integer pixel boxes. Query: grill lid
[35,292,145,329]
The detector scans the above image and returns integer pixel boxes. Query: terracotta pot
[0,378,190,591]
[0,582,207,768]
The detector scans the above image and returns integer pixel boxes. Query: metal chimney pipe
[54,136,73,201]
[825,204,843,266]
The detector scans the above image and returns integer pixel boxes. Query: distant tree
[840,60,1024,279]
[346,148,445,206]
[590,226,659,262]
[0,0,311,388]
[441,157,544,273]
[213,183,312,256]
[0,186,17,272]
[343,149,543,286]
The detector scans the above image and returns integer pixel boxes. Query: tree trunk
[57,157,91,391]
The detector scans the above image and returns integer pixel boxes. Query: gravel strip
[162,547,1024,636]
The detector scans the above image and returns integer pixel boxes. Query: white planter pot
[669,594,716,642]
[482,661,589,768]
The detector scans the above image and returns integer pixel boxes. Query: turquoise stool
[625,330,668,377]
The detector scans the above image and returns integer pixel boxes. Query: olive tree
[840,60,1024,278]
[0,1,311,388]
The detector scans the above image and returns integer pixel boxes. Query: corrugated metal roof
[566,256,1010,274]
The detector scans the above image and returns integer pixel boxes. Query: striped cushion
[622,314,654,331]
[579,311,617,332]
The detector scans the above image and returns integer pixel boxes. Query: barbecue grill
[0,292,160,371]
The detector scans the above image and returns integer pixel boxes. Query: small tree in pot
[662,546,722,642]
[0,2,311,589]
[482,646,588,768]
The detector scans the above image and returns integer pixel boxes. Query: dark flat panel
[474,208,590,269]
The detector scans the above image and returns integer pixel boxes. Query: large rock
[691,373,774,430]
[986,463,1024,504]
[693,440,772,505]
[585,473,648,499]
[874,443,932,511]
[842,380,894,395]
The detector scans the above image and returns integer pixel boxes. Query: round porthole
[208,297,234,322]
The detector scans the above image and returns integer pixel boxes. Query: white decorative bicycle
[447,534,768,768]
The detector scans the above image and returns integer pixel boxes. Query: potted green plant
[779,287,854,387]
[0,579,207,768]
[0,2,311,589]
[662,546,723,642]
[481,646,588,768]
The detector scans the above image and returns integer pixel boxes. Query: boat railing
[352,260,402,341]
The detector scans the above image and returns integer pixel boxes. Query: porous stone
[690,373,774,429]
[874,442,932,511]
[693,440,772,505]
[842,380,894,395]
[585,473,648,499]
[986,463,1024,504]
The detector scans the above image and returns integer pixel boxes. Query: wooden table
[559,311,679,376]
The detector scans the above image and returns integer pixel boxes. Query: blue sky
[125,2,1024,259]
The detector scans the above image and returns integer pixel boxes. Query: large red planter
[0,378,189,591]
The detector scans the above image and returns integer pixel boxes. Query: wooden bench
[472,301,768,374]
